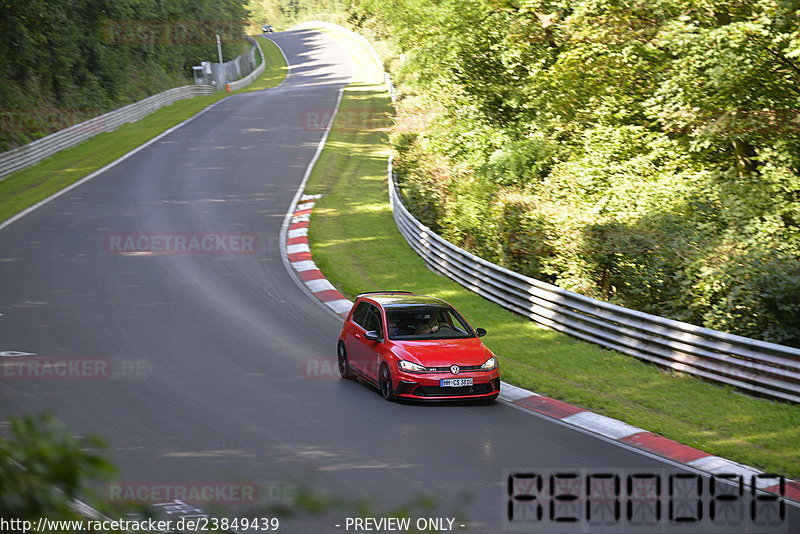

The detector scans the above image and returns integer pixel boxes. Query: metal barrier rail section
[387,158,800,404]
[0,85,212,180]
[0,35,266,180]
[226,35,265,92]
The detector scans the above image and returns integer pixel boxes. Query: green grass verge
[241,37,288,93]
[303,25,800,478]
[0,36,287,224]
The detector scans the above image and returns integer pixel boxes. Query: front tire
[338,342,355,379]
[379,363,395,401]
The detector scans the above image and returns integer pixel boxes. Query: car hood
[391,338,493,367]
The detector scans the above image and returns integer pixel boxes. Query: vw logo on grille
[450,364,460,375]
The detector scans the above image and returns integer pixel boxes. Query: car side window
[363,305,383,336]
[352,301,370,328]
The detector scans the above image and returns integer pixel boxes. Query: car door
[360,305,384,380]
[348,303,383,381]
[344,301,370,373]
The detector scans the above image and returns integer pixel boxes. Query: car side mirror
[476,328,487,337]
[364,330,380,341]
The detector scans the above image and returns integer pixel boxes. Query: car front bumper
[393,371,500,400]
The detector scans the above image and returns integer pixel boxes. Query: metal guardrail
[0,35,266,181]
[387,158,800,404]
[0,85,213,180]
[227,35,265,91]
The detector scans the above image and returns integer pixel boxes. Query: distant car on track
[261,24,274,33]
[337,291,500,402]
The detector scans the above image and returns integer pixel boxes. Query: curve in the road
[0,29,796,533]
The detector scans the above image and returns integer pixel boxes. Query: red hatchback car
[337,292,500,401]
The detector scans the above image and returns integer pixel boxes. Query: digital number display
[504,469,787,533]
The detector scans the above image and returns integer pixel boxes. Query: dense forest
[251,0,800,346]
[0,0,248,151]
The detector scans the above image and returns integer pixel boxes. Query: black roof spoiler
[356,291,414,297]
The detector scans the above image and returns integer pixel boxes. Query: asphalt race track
[1,30,796,533]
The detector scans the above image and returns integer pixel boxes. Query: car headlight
[398,360,427,373]
[481,356,497,371]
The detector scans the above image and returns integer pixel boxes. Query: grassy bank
[242,37,288,93]
[0,37,287,224]
[302,25,800,478]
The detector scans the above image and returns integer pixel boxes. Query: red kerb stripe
[513,396,585,419]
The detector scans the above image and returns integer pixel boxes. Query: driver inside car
[388,320,400,337]
[416,312,446,335]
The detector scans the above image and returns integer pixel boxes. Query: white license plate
[440,378,473,387]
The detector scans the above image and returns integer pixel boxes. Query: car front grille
[425,364,483,373]
[414,382,495,397]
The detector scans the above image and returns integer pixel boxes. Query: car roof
[356,292,450,308]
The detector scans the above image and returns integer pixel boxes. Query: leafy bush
[392,132,450,230]
[0,413,114,519]
[479,136,556,187]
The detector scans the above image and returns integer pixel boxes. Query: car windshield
[385,306,474,340]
